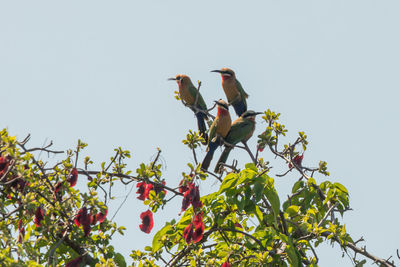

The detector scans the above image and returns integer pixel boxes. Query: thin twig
[239,142,255,165]
[308,241,319,264]
[317,202,338,228]
[78,170,182,196]
[111,182,135,221]
[48,227,69,266]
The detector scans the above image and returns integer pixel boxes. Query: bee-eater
[214,110,263,173]
[169,74,209,143]
[211,68,249,117]
[201,100,231,171]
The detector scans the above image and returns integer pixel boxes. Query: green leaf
[254,206,264,224]
[279,234,301,266]
[334,182,348,194]
[219,173,239,194]
[292,180,304,193]
[253,182,264,202]
[286,205,300,217]
[265,178,280,217]
[152,225,172,253]
[114,252,127,267]
[245,163,257,172]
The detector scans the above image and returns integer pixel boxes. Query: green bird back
[188,84,207,111]
[235,79,248,104]
[225,117,255,145]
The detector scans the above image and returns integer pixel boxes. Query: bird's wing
[208,117,219,143]
[225,119,253,145]
[188,85,207,110]
[235,79,249,99]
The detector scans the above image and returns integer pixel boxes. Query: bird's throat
[217,108,229,116]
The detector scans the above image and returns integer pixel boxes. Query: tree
[0,84,397,266]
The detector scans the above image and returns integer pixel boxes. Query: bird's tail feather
[232,101,247,117]
[214,147,233,174]
[196,112,208,143]
[201,142,219,171]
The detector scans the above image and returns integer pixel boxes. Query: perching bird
[211,68,249,117]
[201,100,232,171]
[214,110,263,173]
[169,74,209,143]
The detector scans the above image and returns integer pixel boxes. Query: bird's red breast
[217,107,229,117]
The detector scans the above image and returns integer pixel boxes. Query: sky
[1,1,399,266]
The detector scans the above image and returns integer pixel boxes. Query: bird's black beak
[210,70,223,74]
[255,112,264,115]
[167,77,176,81]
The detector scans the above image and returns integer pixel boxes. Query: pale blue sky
[1,1,399,266]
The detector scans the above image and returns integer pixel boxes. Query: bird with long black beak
[168,74,209,143]
[214,110,263,173]
[201,99,232,171]
[211,68,249,117]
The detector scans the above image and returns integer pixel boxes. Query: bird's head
[241,110,263,121]
[214,99,229,116]
[168,74,191,87]
[211,68,235,81]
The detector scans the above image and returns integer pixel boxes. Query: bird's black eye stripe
[244,112,255,118]
[222,70,233,76]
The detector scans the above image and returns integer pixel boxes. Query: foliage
[0,107,396,266]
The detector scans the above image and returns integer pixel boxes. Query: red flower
[54,181,63,200]
[90,212,97,225]
[139,210,153,234]
[55,182,63,194]
[144,183,154,199]
[181,183,202,212]
[74,207,91,236]
[65,256,83,267]
[192,221,205,243]
[289,154,304,169]
[192,212,203,228]
[189,184,202,210]
[34,206,44,227]
[179,179,189,194]
[234,222,243,229]
[138,181,167,201]
[222,261,231,267]
[191,185,200,204]
[68,168,78,187]
[154,181,167,195]
[136,182,147,200]
[0,156,9,170]
[183,224,193,244]
[0,156,11,177]
[9,178,27,194]
[181,190,191,212]
[81,216,91,237]
[257,144,265,152]
[95,208,108,223]
[74,207,85,227]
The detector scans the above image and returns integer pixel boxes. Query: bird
[214,110,263,173]
[169,74,209,143]
[201,100,232,171]
[211,68,249,117]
